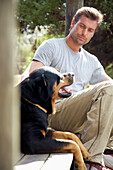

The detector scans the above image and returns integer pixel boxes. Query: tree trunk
[0,0,20,170]
[65,0,84,36]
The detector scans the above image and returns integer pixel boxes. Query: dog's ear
[21,75,52,107]
[42,71,61,115]
[44,71,60,91]
[21,78,33,100]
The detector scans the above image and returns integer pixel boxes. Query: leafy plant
[84,0,113,67]
[16,0,66,35]
[105,63,113,78]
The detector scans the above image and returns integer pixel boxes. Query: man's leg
[49,83,98,133]
[103,128,113,169]
[81,82,113,165]
[48,81,113,166]
[107,127,113,149]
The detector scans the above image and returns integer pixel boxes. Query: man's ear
[70,18,75,29]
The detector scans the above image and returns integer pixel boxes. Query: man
[21,7,113,169]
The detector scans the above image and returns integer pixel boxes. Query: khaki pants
[48,81,113,165]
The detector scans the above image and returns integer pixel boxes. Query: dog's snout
[68,73,74,77]
[61,72,74,84]
[63,72,74,78]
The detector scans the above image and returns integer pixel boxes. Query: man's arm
[21,60,44,82]
[103,76,112,81]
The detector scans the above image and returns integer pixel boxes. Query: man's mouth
[77,33,87,42]
[79,35,86,41]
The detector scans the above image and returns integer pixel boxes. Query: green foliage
[84,0,113,32]
[84,0,113,67]
[16,0,66,35]
[105,63,113,78]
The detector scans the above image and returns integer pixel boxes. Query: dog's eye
[63,75,67,78]
[60,76,63,80]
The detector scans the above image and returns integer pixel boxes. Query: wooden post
[0,0,20,170]
[65,0,84,36]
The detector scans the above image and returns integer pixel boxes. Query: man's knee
[93,81,113,99]
[100,81,113,95]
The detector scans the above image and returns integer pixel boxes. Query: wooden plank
[14,153,73,170]
[14,154,49,170]
[41,153,73,170]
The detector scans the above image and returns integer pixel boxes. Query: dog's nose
[63,73,74,77]
[68,73,74,77]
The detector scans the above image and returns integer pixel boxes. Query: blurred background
[0,1,113,169]
[15,0,113,78]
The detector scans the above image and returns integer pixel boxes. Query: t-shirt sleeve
[33,40,54,66]
[89,57,108,85]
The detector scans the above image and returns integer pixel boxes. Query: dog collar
[22,97,47,113]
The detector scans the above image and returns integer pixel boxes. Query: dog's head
[21,66,74,115]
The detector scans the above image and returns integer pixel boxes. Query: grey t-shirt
[34,38,107,92]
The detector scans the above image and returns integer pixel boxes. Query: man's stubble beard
[71,34,88,46]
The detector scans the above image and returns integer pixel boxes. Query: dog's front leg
[47,129,91,161]
[57,139,87,170]
[47,130,86,170]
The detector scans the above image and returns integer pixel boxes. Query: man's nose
[82,28,88,36]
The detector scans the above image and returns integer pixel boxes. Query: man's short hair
[73,7,103,26]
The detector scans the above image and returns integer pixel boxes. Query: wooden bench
[14,153,73,170]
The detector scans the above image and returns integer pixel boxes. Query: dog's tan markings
[50,131,91,161]
[51,79,68,115]
[52,81,57,93]
[51,81,58,115]
[62,142,87,170]
[51,139,87,170]
[23,97,47,114]
[56,68,60,72]
[40,129,46,137]
[51,76,73,115]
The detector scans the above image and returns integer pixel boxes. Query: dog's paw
[80,146,91,161]
[83,152,91,161]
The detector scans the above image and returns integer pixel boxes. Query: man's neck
[65,35,81,53]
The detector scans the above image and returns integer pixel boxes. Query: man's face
[70,15,98,46]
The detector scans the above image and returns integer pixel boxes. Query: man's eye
[80,24,85,28]
[89,29,94,33]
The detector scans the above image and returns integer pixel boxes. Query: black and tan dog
[20,66,90,170]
